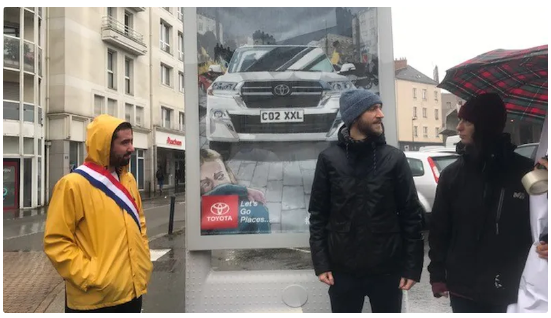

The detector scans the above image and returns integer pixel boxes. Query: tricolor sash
[73,162,141,231]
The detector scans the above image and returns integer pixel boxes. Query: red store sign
[167,137,182,146]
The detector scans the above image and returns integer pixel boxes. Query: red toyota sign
[201,195,239,230]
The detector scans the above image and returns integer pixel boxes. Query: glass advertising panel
[193,8,381,236]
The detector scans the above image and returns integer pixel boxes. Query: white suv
[206,45,355,158]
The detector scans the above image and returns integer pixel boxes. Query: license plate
[260,110,304,123]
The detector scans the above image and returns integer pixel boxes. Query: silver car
[405,151,459,226]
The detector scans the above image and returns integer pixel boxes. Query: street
[2,195,186,313]
[3,191,451,313]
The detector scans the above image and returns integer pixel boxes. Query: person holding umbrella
[428,93,535,313]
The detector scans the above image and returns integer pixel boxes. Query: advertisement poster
[197,7,380,235]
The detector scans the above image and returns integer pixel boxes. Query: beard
[356,118,384,137]
[109,152,131,169]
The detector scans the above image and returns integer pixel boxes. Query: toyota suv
[206,45,355,158]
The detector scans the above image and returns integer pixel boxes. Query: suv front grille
[240,81,323,109]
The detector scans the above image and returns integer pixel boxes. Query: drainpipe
[44,7,51,204]
[148,8,156,197]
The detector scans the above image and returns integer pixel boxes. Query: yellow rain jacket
[44,115,152,310]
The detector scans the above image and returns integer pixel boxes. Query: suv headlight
[212,82,238,91]
[327,81,355,91]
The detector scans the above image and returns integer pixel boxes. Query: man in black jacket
[428,93,534,313]
[309,89,424,313]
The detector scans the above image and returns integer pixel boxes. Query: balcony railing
[24,41,35,73]
[101,16,145,46]
[4,35,20,70]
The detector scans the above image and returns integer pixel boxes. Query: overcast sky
[391,6,549,84]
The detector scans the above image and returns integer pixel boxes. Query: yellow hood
[85,114,126,167]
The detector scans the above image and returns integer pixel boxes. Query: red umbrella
[438,45,548,122]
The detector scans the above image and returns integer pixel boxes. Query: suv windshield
[228,46,335,73]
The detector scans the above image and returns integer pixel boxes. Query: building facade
[3,7,46,210]
[3,7,187,210]
[394,59,443,151]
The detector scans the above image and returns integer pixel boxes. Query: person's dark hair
[111,122,133,148]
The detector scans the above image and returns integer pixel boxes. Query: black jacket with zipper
[428,134,533,306]
[309,126,424,281]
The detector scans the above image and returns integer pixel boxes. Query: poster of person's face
[197,7,380,235]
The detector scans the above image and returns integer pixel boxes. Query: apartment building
[3,7,46,210]
[394,58,443,151]
[3,7,186,209]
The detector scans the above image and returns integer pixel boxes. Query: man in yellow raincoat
[44,115,153,313]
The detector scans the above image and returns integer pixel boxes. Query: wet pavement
[3,188,453,312]
[2,194,186,313]
[208,233,453,313]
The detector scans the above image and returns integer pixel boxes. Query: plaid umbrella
[438,45,548,122]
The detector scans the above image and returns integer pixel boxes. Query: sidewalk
[43,229,185,313]
[2,251,63,313]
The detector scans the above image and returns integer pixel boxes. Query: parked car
[206,45,355,159]
[514,142,539,160]
[405,151,459,228]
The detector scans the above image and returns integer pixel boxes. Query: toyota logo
[210,202,230,216]
[273,84,291,96]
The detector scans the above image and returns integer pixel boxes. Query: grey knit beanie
[339,89,383,128]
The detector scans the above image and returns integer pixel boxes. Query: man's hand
[399,278,416,291]
[431,282,449,298]
[536,242,548,259]
[318,272,334,286]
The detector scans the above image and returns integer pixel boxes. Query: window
[125,58,133,95]
[446,101,452,108]
[179,71,184,92]
[107,98,117,116]
[162,107,172,129]
[160,21,171,53]
[125,103,134,123]
[124,11,133,36]
[423,108,427,118]
[130,149,145,189]
[423,126,428,138]
[414,126,418,137]
[136,106,144,126]
[163,7,171,12]
[179,112,185,131]
[407,158,424,177]
[422,89,427,100]
[38,107,43,125]
[413,88,417,99]
[107,7,114,17]
[107,50,116,89]
[178,32,184,61]
[94,95,104,116]
[4,24,20,37]
[161,63,172,86]
[3,101,19,120]
[413,107,417,118]
[435,127,440,138]
[178,7,184,20]
[434,91,438,101]
[435,109,439,120]
[23,104,34,122]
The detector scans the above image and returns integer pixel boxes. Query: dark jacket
[309,126,424,281]
[428,134,533,306]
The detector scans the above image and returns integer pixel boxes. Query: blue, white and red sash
[73,162,141,230]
